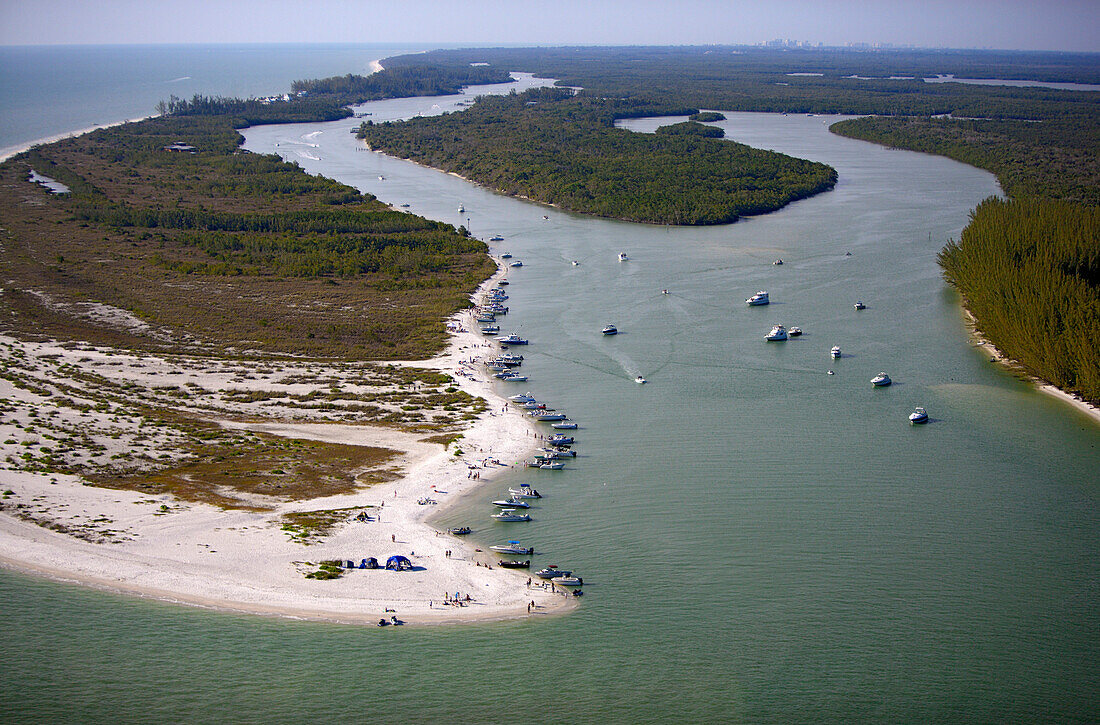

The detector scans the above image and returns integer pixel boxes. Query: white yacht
[531,411,568,421]
[551,421,578,430]
[491,541,533,555]
[909,406,929,424]
[458,204,465,213]
[746,290,770,306]
[871,372,892,387]
[508,392,536,402]
[788,326,802,337]
[508,486,542,499]
[496,333,528,345]
[602,324,618,335]
[551,575,583,587]
[491,497,531,508]
[830,345,842,358]
[765,324,788,341]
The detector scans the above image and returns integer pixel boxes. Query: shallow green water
[2,94,1097,723]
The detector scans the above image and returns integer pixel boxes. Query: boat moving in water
[602,324,618,335]
[746,290,770,306]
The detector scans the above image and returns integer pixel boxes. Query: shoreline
[962,308,1100,425]
[0,263,578,626]
[0,115,157,165]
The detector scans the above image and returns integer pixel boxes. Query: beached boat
[531,412,567,421]
[547,434,574,446]
[448,527,471,535]
[480,326,500,335]
[491,509,531,522]
[498,559,530,568]
[491,497,531,508]
[496,333,528,345]
[509,393,536,402]
[602,324,618,335]
[765,324,788,341]
[909,406,929,424]
[508,486,542,498]
[551,422,578,430]
[499,372,528,382]
[830,345,842,358]
[535,566,571,579]
[539,446,576,458]
[539,461,566,470]
[520,401,546,410]
[551,575,583,587]
[746,290,770,306]
[491,541,533,555]
[854,300,866,310]
[497,352,524,362]
[871,372,892,387]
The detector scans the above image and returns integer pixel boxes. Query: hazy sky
[2,0,1098,52]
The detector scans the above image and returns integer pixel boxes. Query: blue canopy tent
[386,555,413,571]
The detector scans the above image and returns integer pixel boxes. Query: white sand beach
[0,270,577,625]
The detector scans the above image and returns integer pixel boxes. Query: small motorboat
[788,327,802,337]
[909,406,929,424]
[496,333,528,345]
[765,324,788,341]
[547,435,574,446]
[458,204,465,213]
[499,372,528,382]
[498,559,530,568]
[542,215,549,220]
[510,261,523,268]
[539,461,566,470]
[661,289,670,294]
[551,575,583,587]
[635,376,647,384]
[480,325,500,334]
[871,372,892,387]
[773,259,783,265]
[491,541,533,555]
[830,345,842,358]
[449,527,471,535]
[535,566,571,579]
[618,252,628,261]
[538,446,575,458]
[498,279,509,285]
[746,290,770,306]
[571,260,579,266]
[509,393,536,402]
[531,411,567,421]
[491,497,531,508]
[501,253,512,259]
[602,324,618,335]
[490,235,504,241]
[378,175,386,181]
[508,486,542,498]
[399,203,410,207]
[520,401,546,410]
[854,301,866,310]
[551,422,578,430]
[491,509,532,522]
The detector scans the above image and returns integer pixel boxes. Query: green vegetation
[282,508,368,544]
[689,112,726,122]
[655,120,725,138]
[939,198,1100,401]
[360,87,836,225]
[0,114,493,359]
[291,64,512,105]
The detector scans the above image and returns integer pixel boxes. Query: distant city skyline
[2,0,1098,53]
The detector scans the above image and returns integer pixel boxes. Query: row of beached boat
[750,286,928,423]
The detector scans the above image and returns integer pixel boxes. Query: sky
[1,0,1098,53]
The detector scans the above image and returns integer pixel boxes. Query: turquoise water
[2,50,1099,723]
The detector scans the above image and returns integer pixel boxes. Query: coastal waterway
[2,78,1098,722]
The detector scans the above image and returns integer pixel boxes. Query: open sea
[1,44,1098,723]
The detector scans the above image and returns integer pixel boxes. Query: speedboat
[854,300,866,310]
[491,497,531,508]
[909,406,929,424]
[448,526,471,535]
[618,252,628,261]
[602,324,618,335]
[500,253,512,259]
[539,461,565,470]
[773,259,783,265]
[499,372,528,382]
[497,333,528,345]
[490,235,504,241]
[508,486,542,498]
[498,559,530,568]
[571,260,579,266]
[551,422,578,430]
[746,290,770,306]
[551,575,583,587]
[510,261,523,268]
[547,435,573,446]
[635,376,647,384]
[521,401,546,409]
[871,372,892,387]
[788,327,802,337]
[535,566,571,579]
[458,204,465,213]
[830,345,841,358]
[498,279,509,285]
[538,446,575,458]
[480,325,500,334]
[378,175,386,181]
[491,541,533,555]
[497,352,524,362]
[491,509,531,522]
[509,393,536,402]
[765,324,788,341]
[531,411,567,421]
